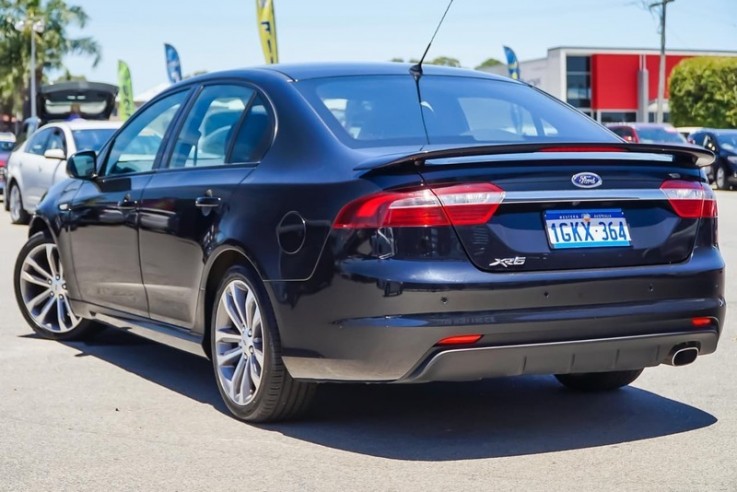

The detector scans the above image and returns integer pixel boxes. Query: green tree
[0,0,101,117]
[475,57,503,70]
[428,56,461,67]
[669,57,737,127]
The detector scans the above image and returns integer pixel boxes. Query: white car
[0,131,16,197]
[5,120,120,224]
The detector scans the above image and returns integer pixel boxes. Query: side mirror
[44,148,66,160]
[66,150,97,180]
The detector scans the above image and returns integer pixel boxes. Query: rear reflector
[436,334,483,346]
[333,183,505,229]
[660,180,717,219]
[691,317,712,328]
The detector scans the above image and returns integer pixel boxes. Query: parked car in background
[5,120,121,223]
[677,126,702,140]
[16,81,118,144]
[0,132,16,198]
[13,63,722,423]
[689,129,737,190]
[607,123,689,145]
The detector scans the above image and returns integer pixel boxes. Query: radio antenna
[410,0,455,79]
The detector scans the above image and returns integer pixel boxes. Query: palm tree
[0,0,101,117]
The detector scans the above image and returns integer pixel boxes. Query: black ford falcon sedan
[13,62,724,422]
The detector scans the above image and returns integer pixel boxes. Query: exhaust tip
[671,346,699,367]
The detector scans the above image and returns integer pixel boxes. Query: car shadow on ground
[55,328,717,461]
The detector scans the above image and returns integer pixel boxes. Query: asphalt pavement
[1,193,736,491]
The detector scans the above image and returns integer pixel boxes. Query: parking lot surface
[1,193,736,491]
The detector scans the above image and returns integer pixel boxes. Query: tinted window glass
[168,85,254,169]
[716,132,737,151]
[105,90,188,176]
[0,141,14,151]
[689,132,705,146]
[72,129,116,152]
[636,127,686,144]
[26,128,52,155]
[298,75,617,148]
[230,95,273,163]
[46,131,65,153]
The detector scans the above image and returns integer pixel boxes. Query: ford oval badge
[572,172,602,188]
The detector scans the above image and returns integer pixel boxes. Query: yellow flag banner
[256,0,279,64]
[117,60,135,121]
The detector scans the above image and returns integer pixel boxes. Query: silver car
[5,120,120,224]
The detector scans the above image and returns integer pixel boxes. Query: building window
[600,111,637,124]
[566,56,591,108]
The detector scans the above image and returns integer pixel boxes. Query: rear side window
[167,85,273,169]
[229,95,273,163]
[297,75,618,148]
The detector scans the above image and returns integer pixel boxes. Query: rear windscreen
[42,90,115,119]
[72,129,116,152]
[297,75,619,148]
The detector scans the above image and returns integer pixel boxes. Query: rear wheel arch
[199,247,266,357]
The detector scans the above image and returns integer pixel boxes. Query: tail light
[660,180,717,219]
[332,183,505,229]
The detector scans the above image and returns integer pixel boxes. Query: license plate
[544,209,631,249]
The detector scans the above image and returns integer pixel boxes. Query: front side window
[26,128,52,155]
[298,75,617,148]
[46,130,66,153]
[104,90,189,176]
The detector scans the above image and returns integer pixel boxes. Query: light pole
[649,0,674,124]
[14,18,45,120]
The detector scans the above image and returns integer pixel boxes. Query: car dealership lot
[1,194,736,492]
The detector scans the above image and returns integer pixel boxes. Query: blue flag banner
[164,43,183,83]
[503,46,521,80]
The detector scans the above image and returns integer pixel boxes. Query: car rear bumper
[269,246,725,382]
[406,330,718,383]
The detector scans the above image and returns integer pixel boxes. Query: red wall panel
[590,53,693,111]
[591,54,640,110]
[644,54,690,99]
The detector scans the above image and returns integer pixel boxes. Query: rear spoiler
[354,142,715,171]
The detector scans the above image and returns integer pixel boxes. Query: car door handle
[117,197,136,210]
[195,196,222,208]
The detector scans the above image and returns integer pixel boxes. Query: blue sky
[61,0,736,95]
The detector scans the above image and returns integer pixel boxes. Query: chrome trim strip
[503,188,667,203]
[427,152,675,166]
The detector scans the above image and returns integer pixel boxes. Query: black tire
[14,232,99,340]
[8,183,30,224]
[210,265,316,422]
[715,165,730,191]
[555,369,644,392]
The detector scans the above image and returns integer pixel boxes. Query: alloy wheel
[716,166,726,190]
[214,280,265,406]
[10,186,22,222]
[18,243,80,333]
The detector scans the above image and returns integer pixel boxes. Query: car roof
[182,62,511,84]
